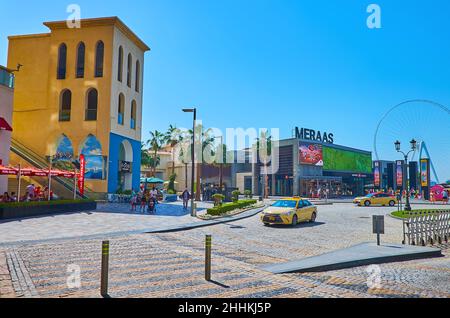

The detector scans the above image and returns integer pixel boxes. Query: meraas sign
[295,127,334,144]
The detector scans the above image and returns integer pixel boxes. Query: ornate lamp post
[394,139,417,211]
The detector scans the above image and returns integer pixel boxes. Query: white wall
[0,84,14,194]
[109,26,145,141]
[236,172,252,193]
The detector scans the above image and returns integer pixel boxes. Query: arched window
[95,41,104,77]
[135,60,140,92]
[130,100,137,130]
[76,42,85,78]
[118,46,123,82]
[127,53,132,87]
[59,89,72,122]
[85,88,98,121]
[57,43,67,79]
[118,93,125,125]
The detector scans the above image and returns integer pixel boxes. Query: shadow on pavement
[95,203,206,217]
[208,280,230,289]
[267,221,326,230]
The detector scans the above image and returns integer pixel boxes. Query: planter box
[164,194,178,202]
[0,201,97,220]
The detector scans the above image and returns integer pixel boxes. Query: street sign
[373,215,385,246]
[372,215,385,234]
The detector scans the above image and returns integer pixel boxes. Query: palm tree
[141,142,152,174]
[213,143,231,190]
[147,130,166,177]
[196,126,216,200]
[148,156,161,171]
[165,124,181,175]
[177,131,191,189]
[256,130,272,198]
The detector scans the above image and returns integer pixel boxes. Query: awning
[0,117,12,131]
[140,177,165,184]
[0,165,77,178]
[0,165,18,175]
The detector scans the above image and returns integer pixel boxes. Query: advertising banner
[78,154,86,196]
[396,160,404,188]
[322,146,372,173]
[420,159,430,187]
[299,143,323,166]
[374,161,381,187]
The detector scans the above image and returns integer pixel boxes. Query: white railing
[403,210,450,246]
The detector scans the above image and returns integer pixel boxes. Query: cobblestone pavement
[0,251,16,298]
[1,203,449,298]
[0,202,212,245]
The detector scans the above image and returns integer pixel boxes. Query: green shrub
[167,173,177,193]
[207,199,257,216]
[244,190,252,199]
[392,209,450,219]
[231,190,240,203]
[212,193,225,207]
[0,199,95,209]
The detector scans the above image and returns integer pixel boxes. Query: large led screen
[299,143,323,166]
[323,146,372,173]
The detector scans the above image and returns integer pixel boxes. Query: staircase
[9,138,93,199]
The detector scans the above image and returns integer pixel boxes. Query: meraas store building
[252,127,374,198]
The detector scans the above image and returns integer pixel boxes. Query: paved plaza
[0,202,213,245]
[0,202,449,298]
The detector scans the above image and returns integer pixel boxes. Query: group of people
[309,188,330,200]
[369,187,449,204]
[202,184,223,202]
[1,192,17,203]
[0,184,53,203]
[24,184,54,202]
[430,189,449,204]
[130,187,159,213]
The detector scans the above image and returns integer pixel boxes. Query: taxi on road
[261,197,318,226]
[353,193,398,207]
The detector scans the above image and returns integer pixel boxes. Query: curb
[195,204,265,221]
[144,206,266,234]
[388,213,406,221]
[261,242,443,274]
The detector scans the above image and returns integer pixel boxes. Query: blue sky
[1,1,449,161]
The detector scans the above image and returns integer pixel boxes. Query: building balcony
[0,67,14,89]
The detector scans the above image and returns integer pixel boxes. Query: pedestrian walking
[26,184,35,201]
[130,193,138,212]
[443,189,449,205]
[140,192,147,213]
[181,188,190,210]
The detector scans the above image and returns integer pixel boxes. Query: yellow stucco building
[7,17,150,197]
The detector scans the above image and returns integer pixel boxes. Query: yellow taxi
[353,193,398,207]
[261,197,318,226]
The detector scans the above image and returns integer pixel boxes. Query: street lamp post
[394,139,417,211]
[183,108,197,216]
[218,135,224,192]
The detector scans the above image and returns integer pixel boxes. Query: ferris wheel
[374,99,450,184]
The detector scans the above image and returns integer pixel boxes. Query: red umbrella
[50,169,76,178]
[20,167,48,177]
[0,165,18,175]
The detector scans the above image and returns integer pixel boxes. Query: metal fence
[403,210,450,246]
